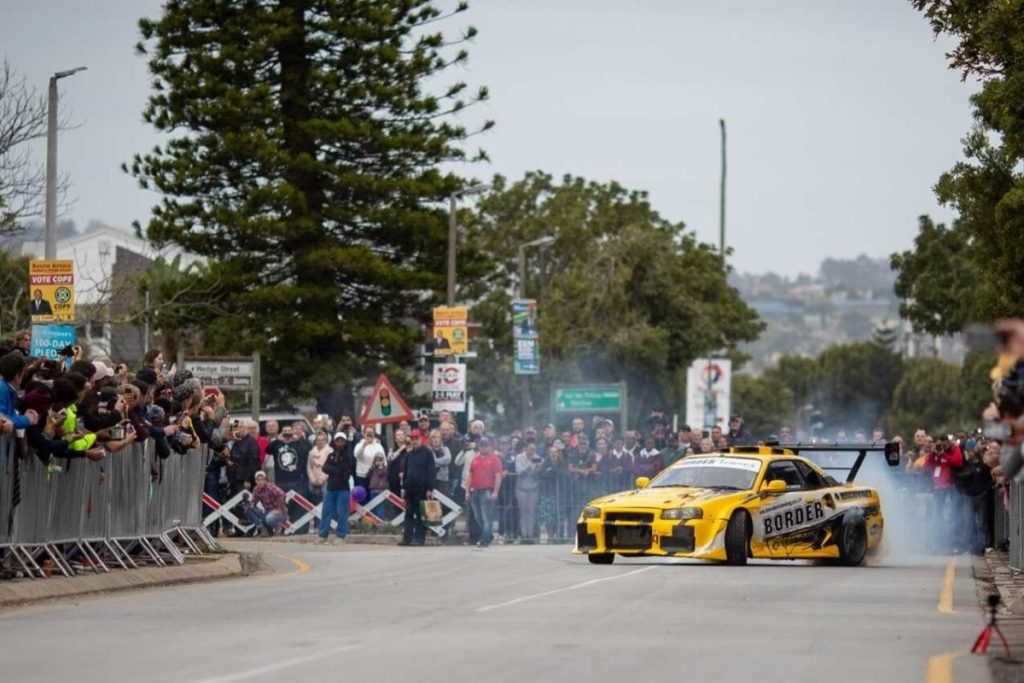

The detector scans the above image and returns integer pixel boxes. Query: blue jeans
[249,507,286,534]
[470,490,496,546]
[320,488,350,538]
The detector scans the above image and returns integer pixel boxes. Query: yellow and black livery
[574,443,900,566]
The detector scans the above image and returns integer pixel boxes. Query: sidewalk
[0,552,247,609]
[973,551,1024,681]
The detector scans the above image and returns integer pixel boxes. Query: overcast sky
[2,0,974,276]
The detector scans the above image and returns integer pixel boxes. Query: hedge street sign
[184,357,254,390]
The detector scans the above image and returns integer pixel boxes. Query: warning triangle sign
[360,374,415,426]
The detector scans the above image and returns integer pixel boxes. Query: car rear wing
[731,442,902,484]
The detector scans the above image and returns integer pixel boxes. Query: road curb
[0,553,244,609]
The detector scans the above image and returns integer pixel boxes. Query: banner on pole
[29,259,75,322]
[685,358,732,430]
[431,306,468,357]
[432,363,467,412]
[512,299,539,375]
[29,324,76,360]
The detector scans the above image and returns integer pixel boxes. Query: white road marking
[476,566,656,613]
[192,645,360,683]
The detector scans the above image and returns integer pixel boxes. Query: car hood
[589,486,747,509]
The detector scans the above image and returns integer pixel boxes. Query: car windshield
[648,456,762,491]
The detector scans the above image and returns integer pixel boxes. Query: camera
[57,344,75,357]
[109,426,125,440]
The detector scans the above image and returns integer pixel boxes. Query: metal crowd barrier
[1008,481,1024,572]
[0,435,215,579]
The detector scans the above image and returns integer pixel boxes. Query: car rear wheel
[588,553,615,565]
[725,510,750,566]
[837,514,867,567]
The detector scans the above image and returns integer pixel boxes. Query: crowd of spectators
[9,318,1024,559]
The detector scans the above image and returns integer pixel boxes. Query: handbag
[419,499,443,526]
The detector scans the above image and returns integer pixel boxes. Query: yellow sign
[29,259,75,322]
[432,306,468,357]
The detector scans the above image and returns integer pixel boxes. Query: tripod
[972,593,1011,656]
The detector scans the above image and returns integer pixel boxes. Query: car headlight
[580,505,601,519]
[661,507,703,520]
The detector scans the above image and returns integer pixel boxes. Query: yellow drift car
[575,444,900,566]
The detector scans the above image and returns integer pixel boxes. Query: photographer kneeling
[249,471,288,537]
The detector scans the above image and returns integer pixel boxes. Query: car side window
[765,461,805,490]
[793,461,828,490]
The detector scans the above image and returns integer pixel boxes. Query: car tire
[588,553,614,565]
[837,513,868,567]
[725,510,750,566]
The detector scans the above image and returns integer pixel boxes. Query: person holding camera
[319,432,356,543]
[514,440,543,542]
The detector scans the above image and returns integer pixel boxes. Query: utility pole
[719,118,726,260]
[445,184,489,306]
[44,67,86,259]
[516,236,555,429]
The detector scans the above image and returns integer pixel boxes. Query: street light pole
[719,118,726,260]
[445,183,489,307]
[44,66,86,260]
[516,235,556,429]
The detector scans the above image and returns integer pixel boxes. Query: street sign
[29,324,75,360]
[553,385,624,412]
[184,357,254,391]
[685,358,732,429]
[361,374,415,426]
[29,259,75,322]
[432,363,467,412]
[432,306,468,357]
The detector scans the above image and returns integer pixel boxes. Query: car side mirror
[761,479,787,494]
[884,442,901,467]
[635,476,651,489]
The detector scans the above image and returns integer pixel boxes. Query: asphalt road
[0,541,996,682]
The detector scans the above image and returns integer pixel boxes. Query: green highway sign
[554,386,623,412]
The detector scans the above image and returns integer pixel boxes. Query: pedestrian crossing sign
[360,374,415,426]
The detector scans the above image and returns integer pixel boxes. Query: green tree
[130,0,490,400]
[895,2,1024,331]
[0,249,29,339]
[886,357,964,438]
[960,348,997,420]
[815,342,904,431]
[761,355,820,410]
[461,172,763,429]
[732,373,795,439]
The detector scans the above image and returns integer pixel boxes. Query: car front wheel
[725,510,750,566]
[588,553,615,565]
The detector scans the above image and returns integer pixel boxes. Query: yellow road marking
[938,557,956,614]
[0,550,311,620]
[266,552,310,577]
[926,651,962,683]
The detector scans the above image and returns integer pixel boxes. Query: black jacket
[402,445,436,492]
[322,446,356,492]
[229,434,260,485]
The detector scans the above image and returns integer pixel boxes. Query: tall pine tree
[129,0,490,397]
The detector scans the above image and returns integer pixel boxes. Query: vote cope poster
[29,259,75,322]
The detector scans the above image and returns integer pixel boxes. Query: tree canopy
[130,0,490,399]
[894,1,1024,332]
[460,171,763,429]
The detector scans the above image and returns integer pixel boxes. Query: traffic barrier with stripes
[201,487,463,537]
